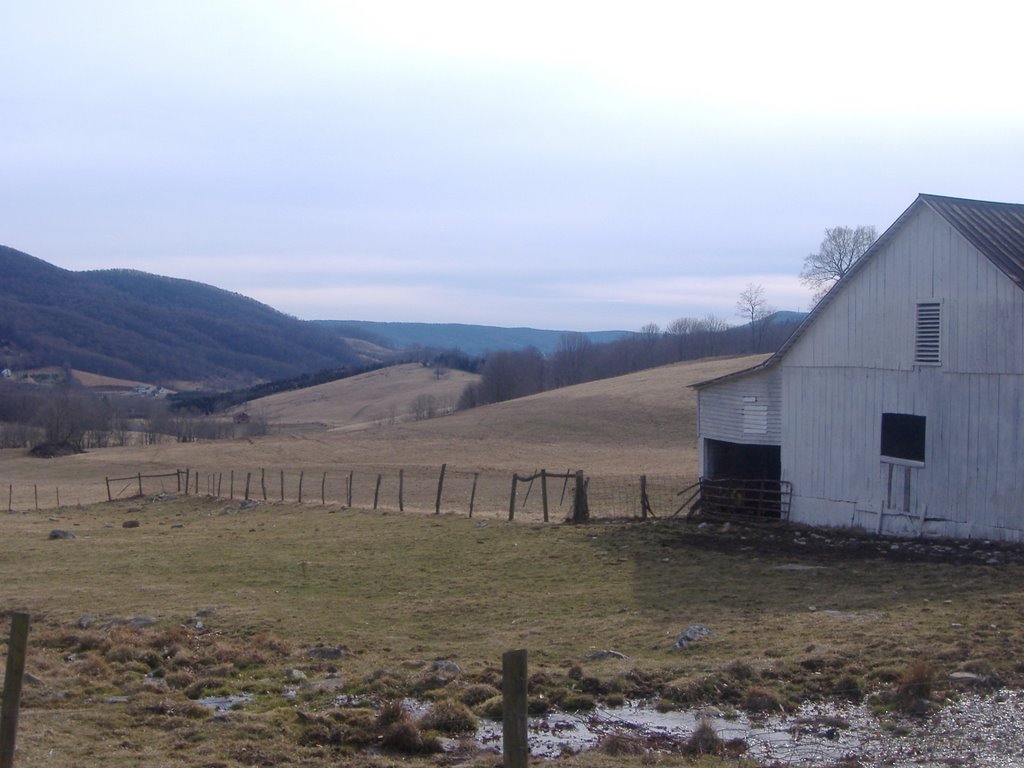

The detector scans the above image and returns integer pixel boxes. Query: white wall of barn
[780,204,1024,540]
[696,367,782,478]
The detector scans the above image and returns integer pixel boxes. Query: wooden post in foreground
[398,470,404,512]
[373,475,382,510]
[184,468,190,496]
[261,468,267,501]
[280,470,285,503]
[298,471,304,504]
[434,464,446,515]
[105,478,111,503]
[244,472,252,501]
[502,648,529,768]
[0,612,30,768]
[33,486,37,512]
[321,473,327,505]
[347,471,353,507]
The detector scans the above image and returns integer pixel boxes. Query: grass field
[0,354,767,512]
[4,494,1024,766]
[4,353,1023,765]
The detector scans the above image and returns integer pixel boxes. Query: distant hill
[0,245,361,387]
[314,320,632,355]
[240,362,480,431]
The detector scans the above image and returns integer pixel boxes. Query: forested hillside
[0,246,360,386]
[314,320,631,355]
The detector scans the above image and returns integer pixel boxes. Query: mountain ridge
[0,245,360,387]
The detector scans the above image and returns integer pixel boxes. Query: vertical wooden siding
[780,205,1024,539]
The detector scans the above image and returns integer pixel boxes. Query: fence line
[167,466,693,521]
[4,466,697,520]
[4,482,78,513]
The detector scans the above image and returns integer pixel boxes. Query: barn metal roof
[693,194,1024,389]
[921,194,1024,287]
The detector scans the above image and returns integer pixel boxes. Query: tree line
[458,312,801,410]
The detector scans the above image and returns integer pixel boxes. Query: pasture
[3,352,1024,766]
[4,497,1024,766]
[0,355,768,512]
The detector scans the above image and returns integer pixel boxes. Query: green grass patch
[5,496,1024,765]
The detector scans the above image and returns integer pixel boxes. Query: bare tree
[736,283,775,352]
[801,225,877,304]
[551,332,592,387]
[411,393,437,421]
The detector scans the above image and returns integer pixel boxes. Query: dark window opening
[881,413,926,463]
[704,439,780,480]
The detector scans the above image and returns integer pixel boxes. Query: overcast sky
[3,2,1023,331]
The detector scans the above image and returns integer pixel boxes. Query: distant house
[695,194,1024,541]
[233,412,251,424]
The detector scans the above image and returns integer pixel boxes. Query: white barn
[695,194,1024,541]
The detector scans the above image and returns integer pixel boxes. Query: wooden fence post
[502,649,529,768]
[373,475,382,510]
[105,478,111,503]
[435,464,446,515]
[55,487,60,509]
[261,468,267,501]
[321,473,327,505]
[176,470,182,493]
[230,470,235,500]
[244,472,252,501]
[280,470,285,502]
[298,471,304,504]
[640,475,653,519]
[347,471,353,507]
[508,475,518,521]
[33,486,37,512]
[541,469,549,523]
[469,473,479,518]
[398,469,404,512]
[193,471,198,495]
[571,470,589,523]
[0,612,30,768]
[184,468,190,496]
[217,473,222,497]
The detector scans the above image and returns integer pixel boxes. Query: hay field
[0,354,766,512]
[240,363,479,431]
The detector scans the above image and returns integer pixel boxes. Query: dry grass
[241,362,480,431]
[5,352,1019,766]
[3,493,1024,765]
[0,354,765,511]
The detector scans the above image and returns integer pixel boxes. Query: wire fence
[4,466,698,520]
[186,467,696,521]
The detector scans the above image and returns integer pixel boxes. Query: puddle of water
[474,701,862,762]
[474,693,1024,766]
[328,690,1024,766]
[197,693,253,712]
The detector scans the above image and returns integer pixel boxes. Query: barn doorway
[703,439,780,481]
[701,439,786,518]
